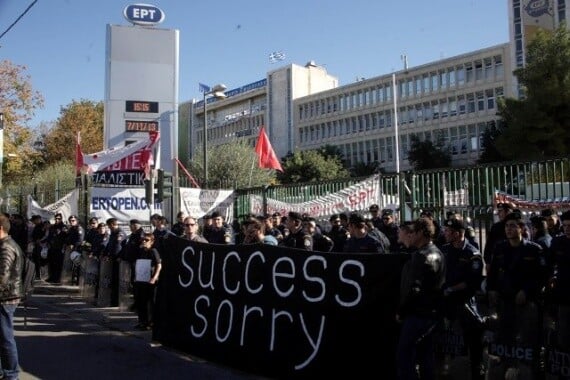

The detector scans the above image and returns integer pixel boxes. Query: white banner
[90,187,163,222]
[444,188,469,207]
[27,189,80,222]
[179,188,235,223]
[249,175,382,219]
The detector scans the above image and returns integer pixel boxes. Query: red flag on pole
[255,126,283,172]
[75,131,84,176]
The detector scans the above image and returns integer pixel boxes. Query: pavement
[15,279,264,380]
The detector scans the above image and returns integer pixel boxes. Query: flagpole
[248,153,256,187]
[392,72,401,207]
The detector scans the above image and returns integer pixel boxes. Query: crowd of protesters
[3,202,569,379]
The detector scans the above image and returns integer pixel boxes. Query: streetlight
[202,84,227,186]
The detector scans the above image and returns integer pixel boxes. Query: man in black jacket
[396,218,446,380]
[0,213,23,379]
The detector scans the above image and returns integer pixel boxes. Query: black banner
[91,171,144,186]
[154,238,409,378]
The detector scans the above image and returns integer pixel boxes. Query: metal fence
[3,157,570,247]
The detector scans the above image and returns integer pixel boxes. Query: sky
[0,0,509,127]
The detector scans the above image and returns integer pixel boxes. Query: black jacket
[0,236,23,302]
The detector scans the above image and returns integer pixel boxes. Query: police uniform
[207,224,234,244]
[549,233,570,350]
[312,232,334,252]
[343,233,385,253]
[281,228,313,251]
[326,225,350,252]
[487,238,546,347]
[441,238,484,379]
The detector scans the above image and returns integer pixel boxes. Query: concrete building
[296,44,513,172]
[180,45,512,173]
[178,62,338,166]
[177,0,569,175]
[508,0,567,94]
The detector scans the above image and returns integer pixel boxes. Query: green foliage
[189,140,276,188]
[407,134,451,170]
[278,149,349,183]
[477,122,507,164]
[496,24,570,160]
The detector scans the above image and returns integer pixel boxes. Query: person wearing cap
[303,217,334,252]
[369,204,382,230]
[206,211,234,244]
[280,212,313,251]
[343,212,386,253]
[483,202,514,273]
[84,216,100,246]
[486,212,546,374]
[272,212,289,240]
[548,210,570,351]
[439,218,484,380]
[45,213,68,283]
[396,217,446,380]
[121,219,145,264]
[326,214,349,252]
[379,209,400,251]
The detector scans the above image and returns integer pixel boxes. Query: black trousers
[47,248,63,282]
[133,282,155,325]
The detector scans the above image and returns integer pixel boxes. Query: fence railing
[3,157,570,234]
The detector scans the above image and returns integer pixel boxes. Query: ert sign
[123,4,165,26]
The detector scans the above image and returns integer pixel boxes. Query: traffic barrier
[96,259,113,307]
[118,261,133,312]
[80,253,99,302]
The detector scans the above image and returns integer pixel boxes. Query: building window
[423,75,430,93]
[449,98,457,117]
[457,67,466,85]
[415,78,422,95]
[466,63,474,83]
[495,56,504,78]
[449,69,456,87]
[475,60,483,81]
[467,94,475,113]
[484,58,493,80]
[440,71,447,89]
[431,73,439,92]
[486,89,495,109]
[477,91,485,111]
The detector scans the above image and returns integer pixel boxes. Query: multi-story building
[178,62,338,166]
[178,0,568,174]
[296,44,513,171]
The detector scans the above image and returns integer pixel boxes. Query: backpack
[21,254,36,301]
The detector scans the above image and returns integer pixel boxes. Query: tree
[0,60,44,182]
[477,123,507,164]
[407,134,451,170]
[496,25,570,160]
[43,99,104,164]
[189,140,276,188]
[278,149,349,183]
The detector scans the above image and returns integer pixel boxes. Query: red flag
[75,131,84,175]
[255,127,283,172]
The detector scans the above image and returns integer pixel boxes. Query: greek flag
[198,83,211,93]
[269,51,285,63]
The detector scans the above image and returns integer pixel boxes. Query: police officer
[440,218,484,380]
[369,204,383,230]
[206,211,234,244]
[326,214,350,252]
[280,212,312,250]
[303,217,333,252]
[548,210,570,350]
[378,209,399,250]
[343,213,386,253]
[486,212,547,375]
[483,202,514,273]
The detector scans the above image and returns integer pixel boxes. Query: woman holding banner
[133,233,162,331]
